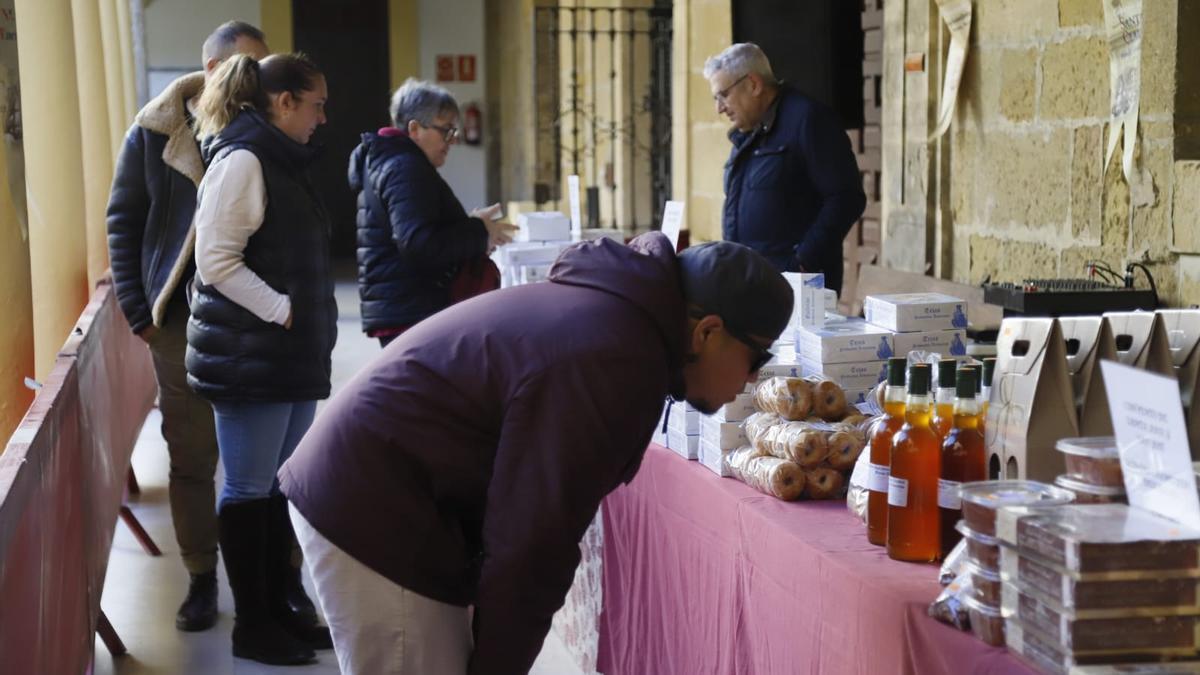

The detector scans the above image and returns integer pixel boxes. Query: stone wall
[886,0,1198,307]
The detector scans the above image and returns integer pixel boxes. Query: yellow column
[99,0,127,163]
[72,0,114,289]
[261,0,294,54]
[0,85,33,440]
[114,0,136,122]
[15,0,90,378]
[388,0,419,89]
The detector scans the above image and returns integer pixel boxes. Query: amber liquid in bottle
[938,371,986,558]
[887,367,941,563]
[867,392,905,546]
[867,358,907,546]
[930,360,957,442]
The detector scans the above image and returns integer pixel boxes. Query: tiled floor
[94,270,584,675]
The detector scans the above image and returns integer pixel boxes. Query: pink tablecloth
[596,445,1036,675]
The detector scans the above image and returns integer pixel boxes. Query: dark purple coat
[279,232,686,674]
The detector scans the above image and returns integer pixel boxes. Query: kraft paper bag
[1059,316,1118,436]
[1158,309,1200,459]
[986,318,1079,482]
[1103,310,1176,377]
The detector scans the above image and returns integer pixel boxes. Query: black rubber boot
[176,570,218,631]
[218,499,316,666]
[268,495,333,650]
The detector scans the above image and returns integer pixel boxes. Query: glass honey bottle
[938,368,986,558]
[930,359,958,442]
[887,363,941,563]
[867,357,907,546]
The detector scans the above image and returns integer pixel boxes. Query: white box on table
[666,402,699,435]
[698,437,732,476]
[515,211,571,242]
[666,427,698,460]
[797,318,895,364]
[863,293,969,333]
[800,358,887,391]
[652,402,668,446]
[783,272,826,330]
[710,393,756,423]
[699,416,747,450]
[843,387,875,408]
[891,329,969,358]
[824,288,837,311]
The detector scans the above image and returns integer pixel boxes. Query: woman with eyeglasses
[349,78,516,347]
[187,52,335,666]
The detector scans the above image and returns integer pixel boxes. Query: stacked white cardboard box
[797,293,971,404]
[665,401,699,459]
[697,392,756,476]
[493,212,572,287]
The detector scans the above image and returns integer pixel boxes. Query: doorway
[293,0,391,257]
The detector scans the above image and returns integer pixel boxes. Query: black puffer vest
[186,110,337,402]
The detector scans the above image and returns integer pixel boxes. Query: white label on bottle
[868,463,890,492]
[888,476,909,507]
[938,478,962,510]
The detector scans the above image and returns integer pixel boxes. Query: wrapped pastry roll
[742,411,783,449]
[826,430,866,471]
[775,422,829,467]
[804,467,846,500]
[754,377,813,420]
[805,377,848,421]
[726,447,806,501]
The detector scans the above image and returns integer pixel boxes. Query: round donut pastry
[757,424,784,456]
[872,381,886,410]
[841,413,870,428]
[807,378,848,421]
[826,431,866,470]
[788,429,829,468]
[778,378,813,420]
[740,456,806,500]
[804,467,846,500]
[743,412,782,448]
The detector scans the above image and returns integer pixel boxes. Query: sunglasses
[690,309,774,374]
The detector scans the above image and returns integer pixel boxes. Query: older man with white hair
[705,42,865,294]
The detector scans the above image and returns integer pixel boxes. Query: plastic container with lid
[1056,437,1123,488]
[1054,474,1128,505]
[1002,582,1200,652]
[998,546,1200,613]
[959,480,1075,536]
[966,559,1002,604]
[1006,620,1200,675]
[957,520,1001,571]
[960,594,1005,646]
[996,504,1200,574]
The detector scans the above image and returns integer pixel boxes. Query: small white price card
[660,200,685,251]
[567,175,582,239]
[1101,360,1200,530]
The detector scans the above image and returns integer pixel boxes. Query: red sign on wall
[436,55,455,82]
[457,55,477,82]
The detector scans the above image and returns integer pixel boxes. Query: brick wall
[884,0,1198,307]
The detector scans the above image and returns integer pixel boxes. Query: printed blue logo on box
[952,305,968,328]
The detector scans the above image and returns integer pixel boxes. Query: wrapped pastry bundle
[725,445,806,501]
[742,411,783,450]
[804,467,846,499]
[753,377,813,420]
[772,422,830,467]
[825,429,866,470]
[805,377,848,421]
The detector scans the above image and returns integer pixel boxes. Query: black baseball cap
[677,241,793,340]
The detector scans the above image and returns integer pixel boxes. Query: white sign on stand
[567,175,582,239]
[660,200,685,251]
[1101,360,1200,530]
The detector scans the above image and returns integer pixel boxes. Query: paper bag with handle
[1102,310,1176,376]
[986,318,1078,482]
[1059,316,1118,436]
[1158,309,1200,459]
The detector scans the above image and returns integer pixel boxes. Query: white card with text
[660,200,684,251]
[1101,360,1200,530]
[567,175,582,238]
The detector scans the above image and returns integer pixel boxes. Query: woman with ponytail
[186,52,334,666]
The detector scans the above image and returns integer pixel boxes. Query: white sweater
[193,149,291,325]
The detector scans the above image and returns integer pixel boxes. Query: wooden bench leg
[119,506,162,557]
[126,467,140,496]
[96,611,127,656]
